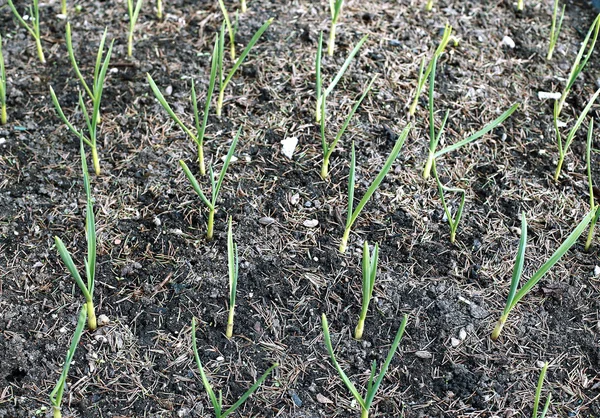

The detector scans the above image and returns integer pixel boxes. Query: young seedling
[240,0,247,13]
[0,35,6,125]
[179,130,239,240]
[408,24,452,116]
[318,38,376,179]
[156,0,163,19]
[7,0,46,63]
[553,88,600,181]
[50,34,113,176]
[354,241,378,340]
[517,0,524,11]
[191,318,278,417]
[65,23,113,124]
[127,0,143,57]
[491,210,595,341]
[432,162,466,244]
[225,216,238,339]
[147,34,218,175]
[340,124,411,253]
[328,0,344,56]
[546,0,565,61]
[54,141,98,331]
[532,362,551,418]
[215,18,273,117]
[49,305,87,418]
[425,0,433,11]
[556,14,600,116]
[585,120,599,251]
[322,313,409,418]
[217,0,237,60]
[422,55,519,179]
[315,33,368,123]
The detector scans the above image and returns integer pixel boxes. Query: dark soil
[2,0,600,417]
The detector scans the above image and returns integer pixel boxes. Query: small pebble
[451,337,461,347]
[536,360,546,369]
[290,193,300,205]
[459,328,467,340]
[502,36,515,48]
[153,216,161,227]
[415,350,432,359]
[303,219,319,228]
[538,91,561,100]
[97,314,110,327]
[259,216,276,226]
[594,266,600,276]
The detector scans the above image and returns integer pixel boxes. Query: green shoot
[50,34,113,176]
[54,140,98,331]
[316,34,368,123]
[61,0,67,15]
[215,18,273,117]
[432,162,466,244]
[553,88,600,181]
[218,0,237,60]
[517,0,524,11]
[319,64,376,179]
[585,119,599,251]
[322,313,409,418]
[0,35,6,125]
[533,362,551,418]
[179,129,239,240]
[354,241,378,340]
[240,0,247,13]
[66,23,112,124]
[422,55,519,179]
[328,0,344,56]
[157,0,163,19]
[127,0,143,57]
[491,210,595,341]
[226,216,239,339]
[556,14,600,116]
[340,124,411,253]
[425,0,433,11]
[7,0,46,63]
[147,34,218,176]
[49,305,87,418]
[408,24,452,116]
[191,318,278,418]
[423,60,519,177]
[546,0,565,61]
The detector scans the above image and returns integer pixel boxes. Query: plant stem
[53,405,61,418]
[198,143,206,176]
[86,301,97,330]
[585,214,598,251]
[354,317,365,340]
[321,159,329,180]
[491,314,507,341]
[328,23,336,56]
[226,307,234,338]
[517,0,523,10]
[91,146,100,176]
[425,0,433,11]
[61,0,67,15]
[157,0,162,19]
[1,104,6,125]
[217,90,224,117]
[361,408,369,418]
[241,0,247,13]
[36,38,46,64]
[423,153,434,179]
[207,208,215,240]
[128,34,133,57]
[450,230,456,244]
[408,92,419,116]
[339,228,350,253]
[554,155,564,181]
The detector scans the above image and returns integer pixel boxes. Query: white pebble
[502,36,515,48]
[303,219,319,228]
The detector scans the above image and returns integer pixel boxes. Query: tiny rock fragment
[290,193,300,205]
[536,360,546,369]
[165,85,173,96]
[316,393,333,404]
[415,350,432,359]
[459,328,467,340]
[153,216,161,227]
[538,91,561,100]
[97,314,110,327]
[281,137,298,159]
[290,390,302,407]
[221,154,238,163]
[450,337,461,347]
[594,265,600,276]
[259,216,276,226]
[303,219,319,228]
[216,356,224,362]
[502,36,515,48]
[510,226,521,236]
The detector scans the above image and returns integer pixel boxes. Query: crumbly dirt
[2,0,600,417]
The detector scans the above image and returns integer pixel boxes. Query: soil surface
[2,0,600,417]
